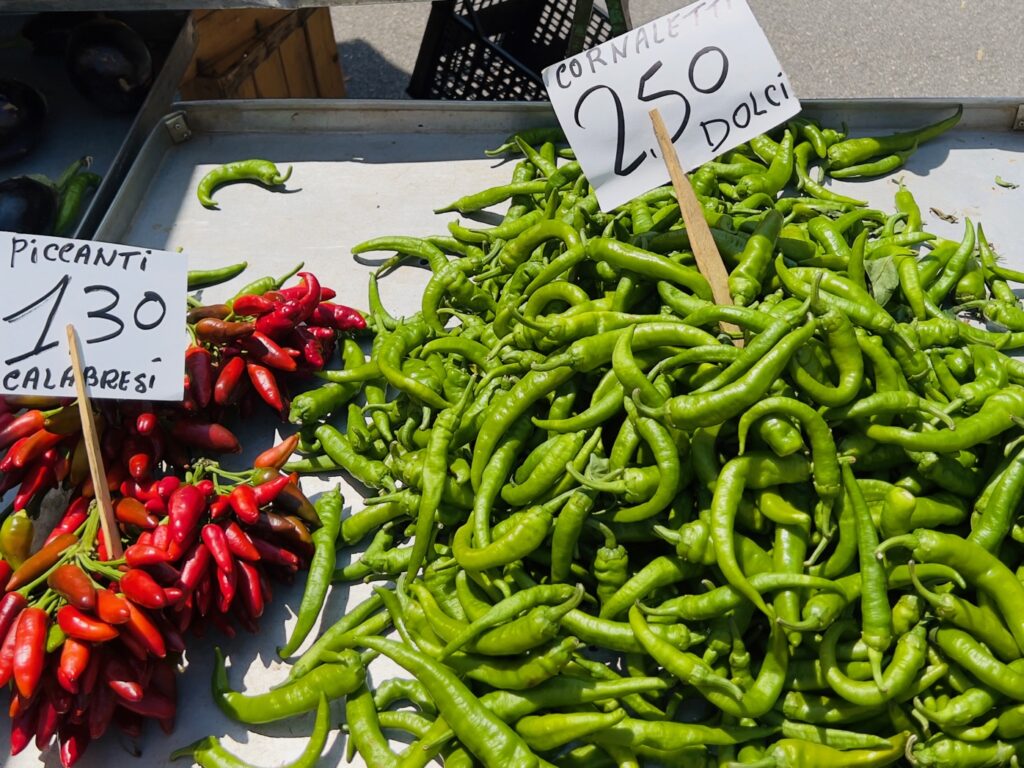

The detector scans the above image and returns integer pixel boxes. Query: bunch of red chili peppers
[0,265,365,766]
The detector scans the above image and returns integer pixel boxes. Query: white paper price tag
[543,0,800,211]
[0,231,186,401]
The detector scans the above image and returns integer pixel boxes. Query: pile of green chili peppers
[201,105,1024,768]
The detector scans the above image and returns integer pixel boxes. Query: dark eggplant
[0,80,47,166]
[66,19,152,114]
[0,176,58,235]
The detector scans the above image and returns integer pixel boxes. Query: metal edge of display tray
[74,15,198,237]
[0,0,419,10]
[94,95,1022,243]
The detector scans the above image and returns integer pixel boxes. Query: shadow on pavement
[337,38,417,100]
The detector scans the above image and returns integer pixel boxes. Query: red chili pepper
[127,452,152,482]
[47,498,90,546]
[228,484,260,525]
[208,610,236,639]
[277,282,336,303]
[120,478,156,502]
[152,523,170,551]
[194,318,255,344]
[115,708,144,738]
[57,606,118,643]
[118,630,148,662]
[95,591,131,626]
[119,569,167,609]
[0,592,27,649]
[170,420,242,454]
[253,433,300,471]
[213,356,247,406]
[241,331,298,372]
[145,496,167,516]
[252,474,291,506]
[196,573,213,617]
[254,304,302,340]
[168,484,209,543]
[47,563,97,612]
[48,676,73,714]
[123,602,165,658]
[216,562,236,613]
[119,690,176,720]
[151,660,177,734]
[231,293,278,316]
[177,542,212,593]
[246,362,285,413]
[156,476,181,500]
[6,533,77,592]
[104,657,143,702]
[60,720,92,767]
[249,537,300,570]
[114,496,159,530]
[196,478,216,498]
[311,301,368,332]
[208,495,231,521]
[223,522,261,561]
[291,325,326,369]
[237,560,265,619]
[135,412,157,435]
[86,680,114,739]
[0,559,11,591]
[13,607,47,697]
[0,410,44,450]
[10,696,38,755]
[13,458,56,511]
[201,524,235,576]
[5,428,63,470]
[35,690,61,750]
[124,544,173,568]
[57,638,90,693]
[185,345,214,409]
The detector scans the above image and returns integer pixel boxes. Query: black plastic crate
[408,0,612,100]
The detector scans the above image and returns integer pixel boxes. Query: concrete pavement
[330,0,1024,100]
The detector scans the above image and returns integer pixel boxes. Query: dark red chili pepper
[201,523,234,577]
[10,696,38,755]
[7,533,77,592]
[195,573,213,617]
[120,478,157,502]
[57,606,118,643]
[35,692,61,750]
[208,610,236,638]
[185,345,214,409]
[95,591,131,626]
[254,304,302,340]
[186,303,231,323]
[246,362,285,413]
[252,474,291,507]
[228,484,261,525]
[57,638,89,694]
[114,708,144,738]
[5,428,62,471]
[272,483,320,526]
[0,560,11,591]
[241,331,298,372]
[155,476,180,500]
[0,410,44,450]
[249,537,300,570]
[119,569,167,609]
[196,479,216,498]
[311,301,367,331]
[223,522,260,562]
[291,325,326,368]
[135,412,157,435]
[87,681,114,740]
[170,420,241,455]
[127,452,152,482]
[47,677,72,714]
[47,563,97,611]
[168,484,210,544]
[13,607,47,697]
[124,544,173,568]
[216,566,236,613]
[209,495,231,521]
[164,586,185,605]
[114,497,159,530]
[119,689,176,720]
[231,293,278,316]
[150,660,177,734]
[13,458,56,510]
[123,602,165,658]
[60,720,91,767]
[237,560,265,618]
[47,498,90,545]
[194,318,255,344]
[0,592,27,643]
[177,542,212,593]
[118,630,148,662]
[144,496,166,516]
[213,356,247,407]
[104,657,142,702]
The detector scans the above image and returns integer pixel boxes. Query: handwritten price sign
[0,231,186,401]
[543,0,800,210]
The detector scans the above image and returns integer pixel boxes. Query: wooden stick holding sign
[648,109,742,343]
[65,325,123,560]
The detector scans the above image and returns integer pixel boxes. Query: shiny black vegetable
[0,80,47,166]
[0,176,58,235]
[65,19,152,114]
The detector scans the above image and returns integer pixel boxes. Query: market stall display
[0,95,1021,766]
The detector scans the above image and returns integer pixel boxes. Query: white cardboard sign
[543,0,800,210]
[0,231,187,401]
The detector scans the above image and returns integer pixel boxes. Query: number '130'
[573,47,729,176]
[3,275,167,366]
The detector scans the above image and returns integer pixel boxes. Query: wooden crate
[180,8,345,100]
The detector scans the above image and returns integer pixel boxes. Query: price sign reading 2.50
[543,0,800,211]
[0,231,186,401]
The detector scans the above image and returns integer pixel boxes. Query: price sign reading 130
[0,232,186,401]
[543,0,800,211]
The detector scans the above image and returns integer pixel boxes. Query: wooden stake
[65,325,123,560]
[649,108,742,342]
